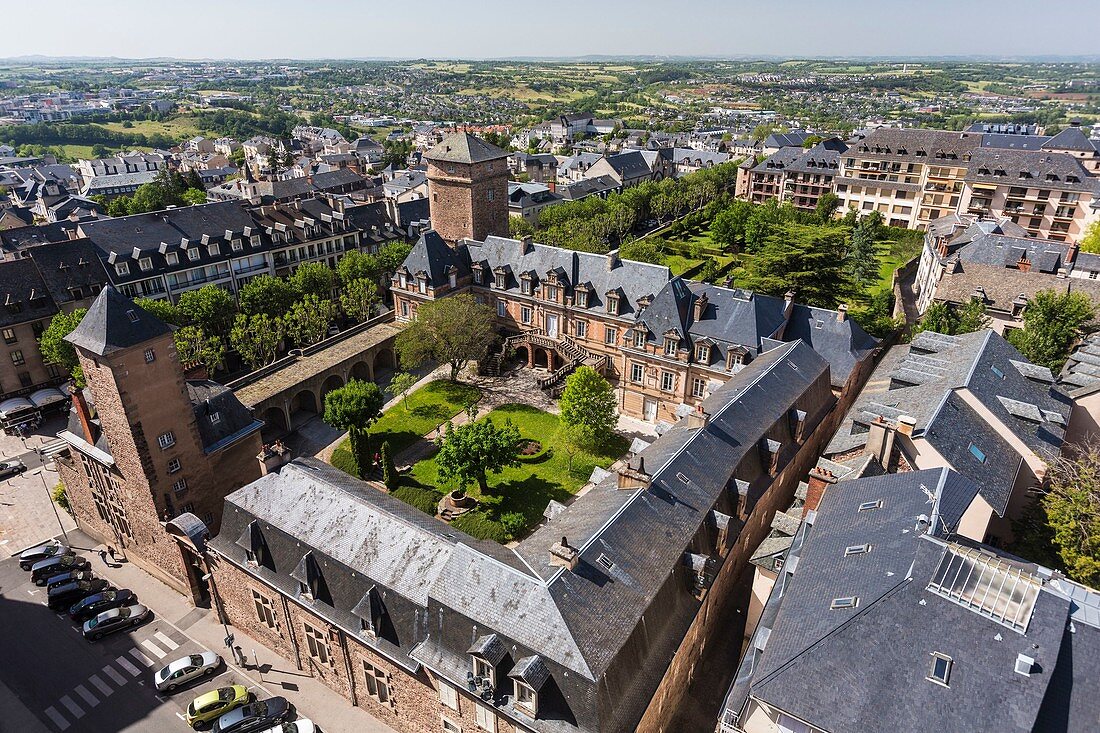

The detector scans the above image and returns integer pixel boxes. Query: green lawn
[329,379,481,475]
[400,404,628,543]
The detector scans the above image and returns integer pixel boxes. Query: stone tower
[56,287,263,602]
[424,131,510,243]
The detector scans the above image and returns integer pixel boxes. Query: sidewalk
[77,529,398,733]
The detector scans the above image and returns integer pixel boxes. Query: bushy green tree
[230,312,284,369]
[39,309,86,383]
[1006,290,1095,371]
[740,223,855,308]
[389,371,418,409]
[380,440,398,491]
[284,295,337,346]
[710,200,753,250]
[395,294,494,380]
[558,366,618,441]
[323,380,384,478]
[239,274,296,318]
[435,417,521,494]
[174,325,225,373]
[619,238,665,265]
[1080,221,1100,255]
[815,192,841,223]
[848,215,881,289]
[340,277,378,323]
[289,262,334,300]
[134,297,184,326]
[176,285,236,338]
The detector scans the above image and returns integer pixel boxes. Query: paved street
[0,415,78,556]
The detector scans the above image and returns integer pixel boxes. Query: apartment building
[747,140,845,210]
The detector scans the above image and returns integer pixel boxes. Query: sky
[3,0,1096,61]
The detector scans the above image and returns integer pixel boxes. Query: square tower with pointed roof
[425,132,510,243]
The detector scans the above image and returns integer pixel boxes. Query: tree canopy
[176,285,236,338]
[435,417,521,494]
[739,222,855,308]
[284,295,337,347]
[340,277,379,324]
[395,294,495,380]
[323,379,384,478]
[239,274,297,318]
[1006,290,1095,371]
[230,313,284,369]
[39,309,87,383]
[559,366,618,444]
[288,262,334,300]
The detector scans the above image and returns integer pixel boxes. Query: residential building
[672,148,730,177]
[424,132,510,244]
[583,151,657,189]
[507,182,563,225]
[746,140,845,210]
[762,131,814,156]
[508,152,559,184]
[75,152,166,180]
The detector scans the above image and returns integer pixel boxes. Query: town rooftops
[64,286,173,356]
[425,132,509,165]
[965,148,1096,191]
[1042,122,1100,153]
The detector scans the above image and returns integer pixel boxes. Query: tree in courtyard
[289,262,334,300]
[284,295,337,346]
[340,277,378,324]
[710,200,753,250]
[1012,439,1100,586]
[619,238,665,265]
[815,192,841,223]
[915,299,991,337]
[739,223,855,308]
[323,380,384,479]
[395,294,494,381]
[376,242,413,278]
[389,371,418,409]
[743,199,785,252]
[954,298,991,334]
[509,216,535,239]
[558,366,618,444]
[230,313,284,369]
[134,297,185,326]
[1080,221,1100,255]
[176,285,236,338]
[848,214,882,289]
[39,309,86,383]
[181,188,207,206]
[435,417,521,494]
[337,250,379,285]
[174,325,225,374]
[238,274,297,318]
[1006,289,1095,372]
[380,440,398,491]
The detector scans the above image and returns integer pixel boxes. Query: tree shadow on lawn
[367,428,425,457]
[408,404,453,421]
[481,474,572,525]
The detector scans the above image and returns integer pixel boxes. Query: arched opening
[374,347,396,371]
[533,348,549,370]
[260,406,289,439]
[350,360,372,382]
[290,389,318,415]
[319,374,344,403]
[515,345,530,368]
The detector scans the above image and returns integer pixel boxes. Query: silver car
[155,651,222,692]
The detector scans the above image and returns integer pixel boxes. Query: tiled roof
[425,132,508,165]
[65,286,172,356]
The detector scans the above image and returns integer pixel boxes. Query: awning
[28,388,67,409]
[0,397,36,417]
[971,183,998,191]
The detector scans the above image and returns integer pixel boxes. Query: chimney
[687,403,710,430]
[693,292,709,322]
[617,456,651,490]
[1017,257,1032,273]
[837,304,848,322]
[804,466,837,517]
[520,235,532,255]
[866,416,896,466]
[70,385,95,445]
[549,536,580,571]
[896,414,917,437]
[607,249,621,271]
[784,290,796,310]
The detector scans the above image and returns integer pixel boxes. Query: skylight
[928,653,952,686]
[858,500,882,512]
[596,554,614,571]
[927,544,1040,633]
[845,544,871,556]
[968,444,987,463]
[830,597,859,610]
[990,365,1005,379]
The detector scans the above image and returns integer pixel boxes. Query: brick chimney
[693,292,709,322]
[804,466,838,517]
[686,404,710,430]
[617,456,651,490]
[70,385,95,445]
[521,235,533,256]
[1017,256,1032,273]
[837,304,848,322]
[549,536,580,571]
[866,416,896,466]
[896,414,917,437]
[607,249,621,272]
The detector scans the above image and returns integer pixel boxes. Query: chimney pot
[70,385,95,446]
[896,415,917,436]
[687,405,710,430]
[549,537,580,571]
[837,304,848,322]
[804,465,839,517]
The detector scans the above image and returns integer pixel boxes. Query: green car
[185,685,249,730]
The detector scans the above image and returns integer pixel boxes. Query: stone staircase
[482,329,607,396]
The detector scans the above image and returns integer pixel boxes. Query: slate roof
[847,128,983,160]
[1059,332,1100,394]
[965,148,1096,192]
[0,257,58,328]
[398,230,469,287]
[953,233,1071,273]
[750,146,806,173]
[0,221,80,253]
[724,467,1100,733]
[425,132,508,165]
[764,131,813,149]
[1042,124,1099,153]
[935,263,1100,315]
[186,380,263,453]
[64,286,173,356]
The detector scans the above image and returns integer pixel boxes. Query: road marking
[130,647,156,667]
[116,655,141,677]
[88,674,113,697]
[141,638,167,659]
[154,631,179,650]
[176,712,185,721]
[74,685,98,708]
[58,695,84,719]
[102,664,126,686]
[43,705,69,730]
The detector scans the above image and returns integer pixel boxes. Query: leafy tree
[380,440,398,491]
[323,380,384,479]
[509,216,535,239]
[743,199,785,252]
[1080,221,1100,255]
[288,262,334,300]
[815,192,841,223]
[558,366,618,440]
[239,274,296,318]
[619,238,665,265]
[340,277,378,323]
[848,216,881,288]
[435,417,521,494]
[181,188,206,206]
[39,309,86,383]
[558,422,597,471]
[395,294,494,381]
[389,371,418,409]
[1006,289,1095,371]
[134,297,184,326]
[954,298,991,334]
[230,313,284,369]
[336,250,380,285]
[376,242,413,278]
[176,285,236,338]
[850,289,902,339]
[740,223,855,308]
[284,295,337,346]
[500,511,526,541]
[174,325,225,373]
[699,258,720,283]
[710,200,753,250]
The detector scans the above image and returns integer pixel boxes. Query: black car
[31,554,88,585]
[19,542,69,570]
[211,696,291,733]
[46,569,95,590]
[69,589,135,623]
[48,579,111,610]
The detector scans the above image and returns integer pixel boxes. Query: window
[1,328,14,344]
[544,284,558,301]
[172,478,187,494]
[208,244,220,256]
[418,278,427,294]
[438,679,459,710]
[139,257,153,272]
[251,235,261,247]
[574,320,587,338]
[845,544,871,556]
[209,411,221,425]
[664,337,678,356]
[252,590,278,629]
[830,597,859,609]
[631,363,644,383]
[514,681,536,713]
[632,330,646,348]
[991,365,1005,379]
[606,295,619,315]
[442,718,462,733]
[604,326,617,345]
[157,431,176,449]
[362,661,390,703]
[475,703,496,733]
[691,377,706,398]
[231,240,243,252]
[968,443,987,464]
[144,348,156,363]
[473,657,494,685]
[115,262,129,276]
[494,274,505,289]
[187,248,200,261]
[496,300,506,317]
[9,350,23,366]
[167,458,181,474]
[521,307,532,324]
[487,190,495,202]
[660,371,674,392]
[694,344,710,363]
[521,280,532,295]
[473,269,482,285]
[858,500,882,512]
[166,252,179,266]
[575,290,588,307]
[303,623,330,664]
[928,653,952,686]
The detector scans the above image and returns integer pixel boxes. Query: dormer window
[632,330,646,348]
[474,657,494,686]
[166,252,179,266]
[545,284,558,302]
[521,279,532,295]
[473,269,482,285]
[494,272,505,288]
[664,337,678,356]
[139,257,153,272]
[187,248,200,261]
[695,344,710,363]
[575,289,588,307]
[115,262,130,276]
[607,293,620,315]
[514,681,536,714]
[251,235,261,247]
[231,240,243,252]
[417,276,427,294]
[208,243,220,257]
[448,271,457,289]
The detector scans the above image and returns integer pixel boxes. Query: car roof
[194,688,223,707]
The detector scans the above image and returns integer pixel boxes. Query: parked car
[46,569,95,590]
[259,719,315,733]
[69,589,135,623]
[31,554,87,585]
[82,603,150,640]
[19,542,69,570]
[185,685,250,730]
[0,460,26,479]
[47,578,110,610]
[211,697,291,733]
[155,651,222,693]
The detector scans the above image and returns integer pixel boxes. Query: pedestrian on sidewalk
[98,548,108,564]
[107,546,116,561]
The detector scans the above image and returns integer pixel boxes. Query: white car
[260,719,315,733]
[154,651,222,692]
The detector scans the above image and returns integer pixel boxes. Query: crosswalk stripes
[141,638,168,659]
[58,695,83,720]
[130,648,156,667]
[73,684,99,708]
[154,631,179,651]
[43,706,69,731]
[116,655,142,677]
[102,663,126,686]
[87,673,113,697]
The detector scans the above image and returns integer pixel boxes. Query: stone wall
[427,159,509,243]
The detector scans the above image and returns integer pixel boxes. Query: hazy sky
[3,0,1095,60]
